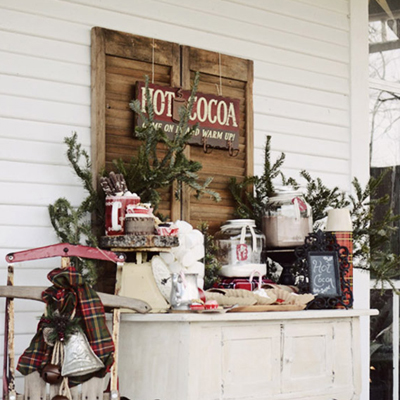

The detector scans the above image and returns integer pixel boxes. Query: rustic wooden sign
[135,81,240,150]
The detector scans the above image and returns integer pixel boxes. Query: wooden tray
[170,305,306,313]
[227,304,306,312]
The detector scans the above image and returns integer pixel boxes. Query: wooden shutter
[91,28,253,233]
[91,27,181,221]
[181,46,254,233]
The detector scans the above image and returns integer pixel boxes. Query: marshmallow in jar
[152,220,206,289]
[214,219,266,278]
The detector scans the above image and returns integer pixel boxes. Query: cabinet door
[282,322,335,394]
[221,323,281,399]
[189,324,224,400]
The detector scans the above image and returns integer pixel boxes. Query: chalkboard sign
[307,251,341,297]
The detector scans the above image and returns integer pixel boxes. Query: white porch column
[350,0,371,399]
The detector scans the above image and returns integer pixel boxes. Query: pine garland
[228,135,286,229]
[40,310,81,344]
[229,135,400,288]
[114,72,221,211]
[48,133,101,285]
[298,170,349,225]
[198,222,221,289]
[49,74,222,283]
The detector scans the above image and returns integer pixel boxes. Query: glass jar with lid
[262,188,312,248]
[214,219,266,277]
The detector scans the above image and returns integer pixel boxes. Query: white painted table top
[119,308,378,323]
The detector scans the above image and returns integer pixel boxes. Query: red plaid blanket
[17,267,114,386]
[332,231,353,308]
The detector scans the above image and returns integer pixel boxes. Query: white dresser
[117,309,376,400]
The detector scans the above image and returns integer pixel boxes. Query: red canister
[105,194,140,236]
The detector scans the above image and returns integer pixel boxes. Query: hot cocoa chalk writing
[308,252,341,296]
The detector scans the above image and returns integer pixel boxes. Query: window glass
[369,2,400,399]
[369,20,400,83]
[370,289,393,400]
[369,87,400,167]
[369,0,400,83]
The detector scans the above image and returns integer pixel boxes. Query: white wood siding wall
[0,0,365,396]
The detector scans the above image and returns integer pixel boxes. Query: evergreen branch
[49,198,77,244]
[118,71,220,210]
[229,136,400,288]
[198,222,221,289]
[262,135,285,196]
[40,310,82,344]
[48,133,102,285]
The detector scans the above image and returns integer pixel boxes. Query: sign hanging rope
[152,38,155,84]
[216,53,223,96]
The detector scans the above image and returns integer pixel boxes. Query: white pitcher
[170,272,199,310]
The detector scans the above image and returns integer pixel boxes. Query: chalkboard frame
[306,251,342,297]
[294,230,353,309]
